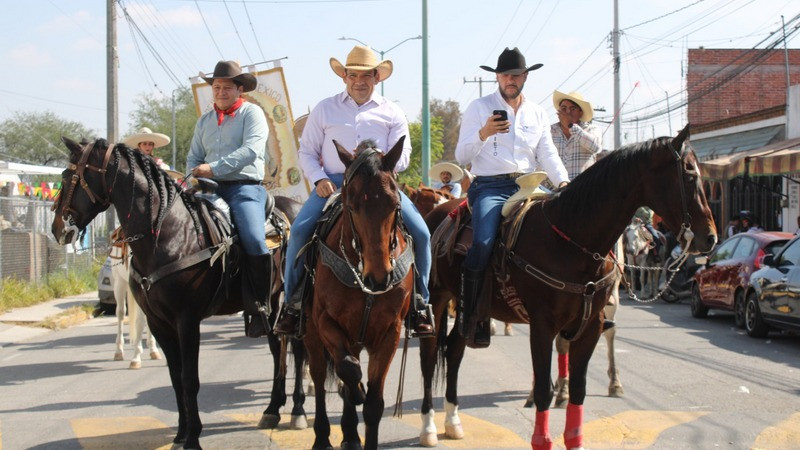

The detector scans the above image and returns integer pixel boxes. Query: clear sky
[1,0,798,155]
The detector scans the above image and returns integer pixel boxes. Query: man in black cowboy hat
[454,47,569,347]
[187,60,273,338]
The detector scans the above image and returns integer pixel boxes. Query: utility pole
[106,0,118,236]
[781,15,791,109]
[171,90,177,169]
[463,77,496,98]
[421,0,430,185]
[613,0,621,149]
[665,91,672,135]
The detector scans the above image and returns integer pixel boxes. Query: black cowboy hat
[200,60,257,92]
[480,47,543,75]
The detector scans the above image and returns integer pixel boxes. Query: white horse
[109,235,161,369]
[624,220,660,297]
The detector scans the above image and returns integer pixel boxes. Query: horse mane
[556,136,671,214]
[349,139,383,179]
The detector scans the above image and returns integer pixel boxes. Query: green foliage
[0,111,96,167]
[0,264,99,314]
[398,116,445,187]
[429,98,462,162]
[127,87,196,171]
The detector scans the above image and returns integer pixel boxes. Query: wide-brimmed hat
[330,45,393,81]
[501,172,550,217]
[123,127,170,149]
[200,60,257,92]
[429,162,463,181]
[553,90,593,122]
[480,47,543,75]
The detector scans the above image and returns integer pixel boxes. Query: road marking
[228,413,345,449]
[71,417,173,449]
[396,411,529,448]
[752,412,800,449]
[1,418,3,450]
[554,410,709,449]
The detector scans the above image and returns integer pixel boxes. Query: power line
[194,0,225,59]
[522,0,562,55]
[119,1,184,88]
[242,0,268,61]
[622,0,707,32]
[0,89,105,112]
[223,0,254,62]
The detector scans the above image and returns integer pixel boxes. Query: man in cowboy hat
[123,127,172,171]
[186,60,272,338]
[551,90,602,179]
[454,47,569,346]
[430,161,463,197]
[274,45,435,337]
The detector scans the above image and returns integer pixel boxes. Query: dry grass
[0,265,99,315]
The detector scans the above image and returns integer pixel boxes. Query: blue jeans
[283,173,431,305]
[464,177,519,271]
[217,183,269,256]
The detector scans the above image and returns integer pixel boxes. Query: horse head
[52,137,115,245]
[624,223,649,258]
[334,136,405,293]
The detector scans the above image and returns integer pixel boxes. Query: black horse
[51,137,307,449]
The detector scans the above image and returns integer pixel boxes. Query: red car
[691,231,793,327]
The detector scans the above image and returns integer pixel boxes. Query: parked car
[97,256,115,314]
[691,231,793,327]
[745,234,800,337]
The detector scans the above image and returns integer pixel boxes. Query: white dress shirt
[298,91,411,185]
[455,90,568,185]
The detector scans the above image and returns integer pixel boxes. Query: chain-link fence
[0,196,116,284]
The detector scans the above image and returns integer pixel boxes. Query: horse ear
[334,139,354,167]
[381,135,405,172]
[673,123,690,147]
[62,136,82,156]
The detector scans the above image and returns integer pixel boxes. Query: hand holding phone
[493,109,508,122]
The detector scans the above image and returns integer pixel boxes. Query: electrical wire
[223,0,254,62]
[522,0,561,55]
[120,2,184,89]
[622,0,706,32]
[242,0,268,61]
[194,0,225,59]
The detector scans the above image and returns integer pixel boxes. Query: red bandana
[214,98,244,125]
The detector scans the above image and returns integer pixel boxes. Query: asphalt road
[1,294,799,449]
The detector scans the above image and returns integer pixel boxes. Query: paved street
[1,294,799,449]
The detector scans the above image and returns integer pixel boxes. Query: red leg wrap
[564,403,584,449]
[557,353,569,378]
[531,410,553,450]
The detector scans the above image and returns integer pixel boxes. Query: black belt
[475,172,523,181]
[217,179,261,186]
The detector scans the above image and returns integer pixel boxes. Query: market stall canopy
[0,161,64,176]
[699,136,800,180]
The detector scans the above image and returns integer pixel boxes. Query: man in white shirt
[274,45,434,337]
[455,47,569,346]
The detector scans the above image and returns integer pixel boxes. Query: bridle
[52,141,115,239]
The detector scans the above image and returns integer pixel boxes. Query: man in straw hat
[186,60,272,338]
[430,161,463,197]
[454,47,569,346]
[123,127,172,171]
[274,45,435,337]
[551,90,602,179]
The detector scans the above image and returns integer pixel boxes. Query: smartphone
[493,109,508,122]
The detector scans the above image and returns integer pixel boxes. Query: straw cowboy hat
[429,162,464,182]
[123,127,170,149]
[480,47,543,75]
[553,90,593,122]
[200,60,257,92]
[501,172,550,217]
[330,45,393,81]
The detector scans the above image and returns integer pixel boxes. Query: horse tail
[433,312,449,392]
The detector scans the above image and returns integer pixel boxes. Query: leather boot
[460,267,490,346]
[274,291,302,336]
[410,293,435,338]
[243,253,272,338]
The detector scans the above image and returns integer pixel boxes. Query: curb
[0,292,99,347]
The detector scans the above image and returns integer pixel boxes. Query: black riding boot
[410,292,435,338]
[243,253,272,338]
[273,291,302,336]
[460,267,490,347]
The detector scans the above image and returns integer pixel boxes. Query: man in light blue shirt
[187,60,272,338]
[430,161,463,197]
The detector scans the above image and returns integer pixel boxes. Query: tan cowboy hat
[501,172,550,217]
[200,60,257,92]
[553,90,593,122]
[330,45,393,81]
[429,162,463,182]
[123,127,170,149]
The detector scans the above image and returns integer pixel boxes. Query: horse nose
[706,233,718,250]
[364,273,389,293]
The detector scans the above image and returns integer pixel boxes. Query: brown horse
[303,137,413,450]
[403,184,455,216]
[417,125,717,449]
[50,137,307,449]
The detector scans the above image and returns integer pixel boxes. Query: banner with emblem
[191,66,310,202]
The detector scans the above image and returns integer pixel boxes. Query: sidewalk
[0,291,99,348]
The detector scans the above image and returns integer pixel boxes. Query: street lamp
[338,35,422,96]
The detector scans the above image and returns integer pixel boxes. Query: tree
[429,98,462,162]
[398,116,445,187]
[128,87,196,170]
[0,111,96,166]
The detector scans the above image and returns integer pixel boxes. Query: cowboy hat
[123,127,170,149]
[480,47,543,75]
[200,60,257,92]
[330,45,393,81]
[553,90,593,122]
[501,172,550,217]
[429,162,464,182]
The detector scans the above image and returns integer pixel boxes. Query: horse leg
[604,297,624,397]
[443,325,467,440]
[260,333,287,429]
[553,336,570,408]
[504,322,513,336]
[289,338,308,429]
[563,325,603,450]
[529,327,556,450]
[317,314,365,406]
[419,294,447,447]
[146,319,187,445]
[112,266,126,362]
[175,316,203,449]
[127,289,144,369]
[146,320,162,360]
[305,328,332,450]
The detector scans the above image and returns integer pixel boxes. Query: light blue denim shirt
[187,101,268,181]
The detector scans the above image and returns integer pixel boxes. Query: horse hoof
[257,413,280,429]
[128,361,141,369]
[553,397,568,408]
[523,398,534,408]
[609,385,625,397]
[504,323,514,336]
[445,424,464,440]
[490,320,497,335]
[420,432,438,447]
[113,352,123,361]
[290,414,308,430]
[340,440,362,450]
[150,352,162,360]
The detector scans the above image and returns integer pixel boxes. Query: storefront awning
[699,136,800,180]
[0,161,64,176]
[691,125,783,160]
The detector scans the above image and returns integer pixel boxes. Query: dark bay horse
[417,125,717,449]
[50,137,307,449]
[304,137,413,450]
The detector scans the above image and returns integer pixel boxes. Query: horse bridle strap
[130,239,232,290]
[53,141,115,215]
[319,234,414,295]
